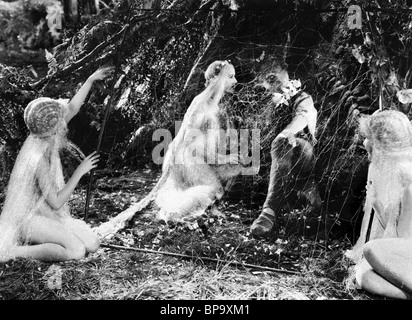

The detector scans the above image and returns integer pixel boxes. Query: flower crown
[214,60,230,76]
[205,60,232,87]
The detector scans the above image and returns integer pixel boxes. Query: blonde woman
[155,60,242,221]
[0,67,112,262]
[346,110,412,299]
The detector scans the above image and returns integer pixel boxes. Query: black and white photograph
[1,0,412,307]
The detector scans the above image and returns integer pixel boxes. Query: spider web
[0,1,384,251]
[63,4,377,246]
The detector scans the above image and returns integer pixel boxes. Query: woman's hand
[75,152,100,177]
[65,66,114,123]
[87,66,114,83]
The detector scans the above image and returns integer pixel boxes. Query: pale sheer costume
[0,98,90,262]
[346,110,412,266]
[155,61,235,221]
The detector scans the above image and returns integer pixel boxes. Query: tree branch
[30,14,153,90]
[101,243,302,275]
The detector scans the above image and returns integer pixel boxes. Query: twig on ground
[101,243,302,275]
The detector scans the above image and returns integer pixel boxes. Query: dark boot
[250,208,276,236]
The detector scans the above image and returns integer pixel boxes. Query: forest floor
[0,168,382,300]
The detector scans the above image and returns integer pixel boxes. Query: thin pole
[83,94,112,222]
[101,243,302,275]
[365,208,375,243]
[84,3,136,223]
[364,10,383,242]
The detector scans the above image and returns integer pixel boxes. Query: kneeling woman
[0,67,112,262]
[346,110,412,299]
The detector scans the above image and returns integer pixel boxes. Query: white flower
[352,46,366,64]
[272,92,287,106]
[289,79,302,97]
[44,264,63,290]
[397,89,412,104]
[271,78,302,107]
[275,248,284,255]
[275,238,288,245]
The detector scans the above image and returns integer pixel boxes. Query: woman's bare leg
[362,239,412,297]
[13,216,86,262]
[66,219,100,253]
[356,257,411,299]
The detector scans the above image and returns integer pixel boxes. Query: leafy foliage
[3,0,412,238]
[0,0,62,49]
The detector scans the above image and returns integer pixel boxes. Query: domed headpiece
[24,98,65,137]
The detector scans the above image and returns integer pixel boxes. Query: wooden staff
[365,208,375,243]
[363,8,386,242]
[84,2,136,223]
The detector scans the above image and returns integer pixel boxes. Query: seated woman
[346,109,412,299]
[0,66,112,262]
[155,60,242,221]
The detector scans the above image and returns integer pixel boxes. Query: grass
[0,168,381,300]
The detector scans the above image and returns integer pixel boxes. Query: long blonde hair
[359,110,412,151]
[347,110,412,263]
